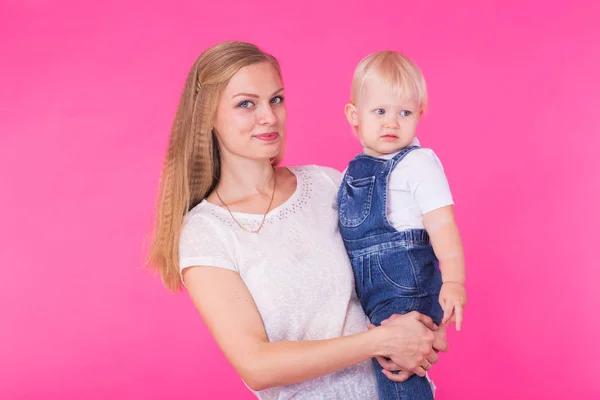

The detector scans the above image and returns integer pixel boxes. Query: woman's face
[213,62,286,163]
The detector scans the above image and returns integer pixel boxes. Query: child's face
[346,78,422,157]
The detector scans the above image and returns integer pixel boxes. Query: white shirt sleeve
[318,165,343,189]
[178,212,238,277]
[389,148,454,215]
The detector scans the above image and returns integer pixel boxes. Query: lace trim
[209,166,313,231]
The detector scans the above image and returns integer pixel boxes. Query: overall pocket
[374,248,419,295]
[339,175,376,228]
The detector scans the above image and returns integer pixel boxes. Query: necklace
[214,170,277,234]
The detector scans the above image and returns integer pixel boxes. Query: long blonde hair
[147,41,282,292]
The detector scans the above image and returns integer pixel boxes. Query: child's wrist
[443,280,465,285]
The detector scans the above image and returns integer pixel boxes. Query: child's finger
[441,300,454,325]
[455,304,464,331]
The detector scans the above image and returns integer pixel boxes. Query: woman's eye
[238,100,254,108]
[374,109,385,115]
[399,110,412,117]
[271,95,284,104]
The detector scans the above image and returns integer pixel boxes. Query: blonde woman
[148,41,447,399]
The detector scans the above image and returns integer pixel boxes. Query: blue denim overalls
[338,146,443,400]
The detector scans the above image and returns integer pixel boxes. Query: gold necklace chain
[214,171,277,234]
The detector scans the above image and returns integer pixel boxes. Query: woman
[148,41,447,399]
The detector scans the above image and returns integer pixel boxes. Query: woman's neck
[217,155,276,200]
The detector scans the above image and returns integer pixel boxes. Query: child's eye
[271,95,284,104]
[374,109,385,115]
[399,110,412,117]
[238,100,254,108]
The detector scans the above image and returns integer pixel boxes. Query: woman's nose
[258,104,277,125]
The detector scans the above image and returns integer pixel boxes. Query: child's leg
[370,296,442,400]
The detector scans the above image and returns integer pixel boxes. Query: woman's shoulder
[286,164,342,188]
[181,201,225,237]
[184,200,211,222]
[180,201,236,252]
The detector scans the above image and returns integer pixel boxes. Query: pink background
[2,0,599,398]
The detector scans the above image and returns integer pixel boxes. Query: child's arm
[396,148,467,329]
[423,206,467,330]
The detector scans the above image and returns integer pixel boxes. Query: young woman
[148,41,447,399]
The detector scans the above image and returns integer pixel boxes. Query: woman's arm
[183,266,443,391]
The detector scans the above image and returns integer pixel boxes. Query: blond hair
[351,51,428,113]
[147,41,282,292]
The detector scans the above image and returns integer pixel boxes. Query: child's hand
[439,282,467,331]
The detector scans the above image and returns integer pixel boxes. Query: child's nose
[385,117,399,129]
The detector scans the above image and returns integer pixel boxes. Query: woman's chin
[244,151,282,163]
[253,145,283,161]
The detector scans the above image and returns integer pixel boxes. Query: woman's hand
[433,323,448,353]
[369,313,448,382]
[367,321,410,381]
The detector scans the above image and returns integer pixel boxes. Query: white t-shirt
[179,165,378,400]
[345,138,454,231]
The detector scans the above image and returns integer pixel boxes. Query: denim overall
[337,146,443,400]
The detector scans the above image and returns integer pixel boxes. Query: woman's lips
[253,132,280,142]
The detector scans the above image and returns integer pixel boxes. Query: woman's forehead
[224,62,283,97]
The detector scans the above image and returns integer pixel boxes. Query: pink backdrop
[2,0,599,398]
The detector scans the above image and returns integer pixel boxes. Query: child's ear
[345,103,358,128]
